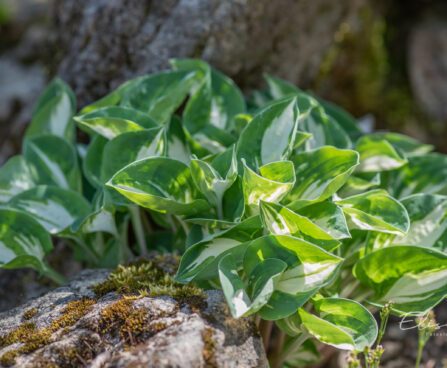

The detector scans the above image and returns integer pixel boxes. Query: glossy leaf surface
[354,246,447,314]
[108,157,209,216]
[8,186,90,234]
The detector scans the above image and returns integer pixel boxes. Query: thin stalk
[70,238,100,265]
[415,311,437,368]
[340,279,360,299]
[119,218,133,261]
[273,332,308,368]
[376,302,393,346]
[42,263,66,285]
[415,342,423,368]
[215,195,224,220]
[271,330,285,361]
[130,206,148,255]
[259,319,274,352]
[166,214,178,233]
[175,215,189,235]
[255,315,261,328]
[140,209,153,233]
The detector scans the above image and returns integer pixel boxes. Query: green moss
[0,322,36,347]
[202,327,217,368]
[0,350,19,367]
[98,297,172,346]
[94,257,205,304]
[23,308,39,321]
[0,298,96,366]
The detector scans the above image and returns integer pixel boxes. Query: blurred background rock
[1,0,447,167]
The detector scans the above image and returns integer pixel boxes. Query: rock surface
[0,268,268,368]
[54,0,366,107]
[408,22,447,121]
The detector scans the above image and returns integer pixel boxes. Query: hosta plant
[1,59,446,367]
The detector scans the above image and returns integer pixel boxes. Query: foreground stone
[0,268,268,368]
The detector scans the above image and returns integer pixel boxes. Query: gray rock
[409,22,447,121]
[0,268,268,368]
[54,0,366,107]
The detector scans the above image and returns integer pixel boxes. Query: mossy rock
[0,255,268,368]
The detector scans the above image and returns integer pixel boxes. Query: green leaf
[83,135,107,188]
[190,148,237,218]
[218,254,287,318]
[121,70,197,122]
[80,76,146,114]
[222,176,245,222]
[70,207,118,238]
[369,132,433,157]
[0,156,34,203]
[286,146,359,208]
[393,194,447,250]
[210,69,246,129]
[339,172,381,197]
[336,190,410,235]
[296,297,377,350]
[264,75,320,120]
[0,209,62,281]
[243,160,295,214]
[107,157,209,216]
[237,97,299,169]
[317,98,362,139]
[296,201,351,239]
[282,339,321,367]
[353,245,447,314]
[243,235,343,319]
[260,201,340,252]
[74,106,158,139]
[166,115,192,163]
[171,60,236,155]
[264,74,302,99]
[391,153,447,198]
[101,127,165,182]
[26,78,76,143]
[7,186,91,234]
[24,135,82,192]
[175,216,263,283]
[301,107,352,149]
[171,59,246,131]
[355,135,407,173]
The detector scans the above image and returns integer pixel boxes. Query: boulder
[0,260,268,368]
[408,22,447,121]
[54,0,366,106]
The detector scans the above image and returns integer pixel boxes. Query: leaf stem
[341,279,360,298]
[70,238,100,265]
[273,332,308,368]
[119,217,133,262]
[42,262,66,285]
[259,319,274,352]
[271,330,285,361]
[129,206,148,256]
[176,215,189,235]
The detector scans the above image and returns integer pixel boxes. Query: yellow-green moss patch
[0,298,96,366]
[94,257,205,304]
[23,308,39,320]
[202,326,217,368]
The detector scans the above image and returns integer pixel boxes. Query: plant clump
[0,57,446,367]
